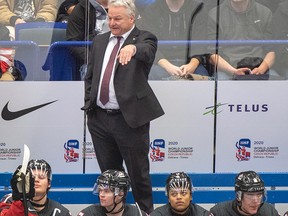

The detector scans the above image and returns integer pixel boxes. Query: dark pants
[87,108,153,214]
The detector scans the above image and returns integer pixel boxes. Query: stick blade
[20,144,30,174]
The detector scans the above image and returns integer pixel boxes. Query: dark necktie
[100,36,122,105]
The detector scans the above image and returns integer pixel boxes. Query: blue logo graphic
[64,140,79,162]
[236,138,251,161]
[150,139,165,162]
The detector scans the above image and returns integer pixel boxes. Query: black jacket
[56,0,79,23]
[271,0,288,75]
[66,0,107,63]
[83,27,164,128]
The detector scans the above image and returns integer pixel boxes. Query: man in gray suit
[82,0,164,214]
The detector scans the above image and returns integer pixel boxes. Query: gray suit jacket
[83,27,164,128]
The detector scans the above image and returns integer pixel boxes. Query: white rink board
[215,81,288,172]
[147,81,215,173]
[84,81,215,173]
[0,81,215,174]
[0,82,86,173]
[2,81,288,174]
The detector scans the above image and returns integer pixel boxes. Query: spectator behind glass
[0,24,26,81]
[77,170,147,216]
[0,159,71,216]
[66,0,109,80]
[150,172,213,216]
[0,23,10,40]
[139,0,212,80]
[81,0,164,213]
[210,170,280,216]
[207,0,277,80]
[0,0,57,40]
[135,0,155,11]
[255,0,282,13]
[200,0,224,12]
[56,0,79,22]
[0,47,25,81]
[271,0,288,79]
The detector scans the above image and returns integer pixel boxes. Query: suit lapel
[123,27,140,46]
[95,33,110,74]
[114,27,140,70]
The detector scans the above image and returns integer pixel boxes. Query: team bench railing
[1,173,288,204]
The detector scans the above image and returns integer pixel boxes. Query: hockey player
[210,170,280,216]
[0,159,71,216]
[77,169,147,216]
[150,172,213,216]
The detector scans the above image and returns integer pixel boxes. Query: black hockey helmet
[28,159,52,181]
[93,169,130,196]
[165,172,192,196]
[235,171,265,193]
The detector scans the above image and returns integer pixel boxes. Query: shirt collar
[109,25,135,41]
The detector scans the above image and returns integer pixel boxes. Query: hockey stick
[82,112,87,174]
[20,144,30,216]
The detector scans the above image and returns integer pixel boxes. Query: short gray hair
[108,0,136,17]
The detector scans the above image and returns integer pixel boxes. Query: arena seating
[1,173,288,205]
[15,22,67,46]
[42,41,92,81]
[42,39,287,81]
[2,39,285,81]
[0,41,39,80]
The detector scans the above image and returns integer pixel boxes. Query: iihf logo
[150,139,165,162]
[64,140,79,162]
[236,138,251,161]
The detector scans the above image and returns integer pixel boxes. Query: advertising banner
[215,81,288,172]
[147,81,215,173]
[85,81,216,173]
[0,81,215,174]
[0,82,86,173]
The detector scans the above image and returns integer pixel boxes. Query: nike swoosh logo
[1,100,58,121]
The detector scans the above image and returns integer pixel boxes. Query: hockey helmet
[235,171,265,193]
[28,159,52,181]
[93,169,130,196]
[165,172,192,196]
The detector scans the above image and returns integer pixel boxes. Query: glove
[10,165,35,201]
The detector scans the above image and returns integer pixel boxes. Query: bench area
[1,173,288,205]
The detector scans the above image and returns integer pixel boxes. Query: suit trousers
[87,107,153,214]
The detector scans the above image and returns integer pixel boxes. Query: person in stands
[0,0,57,40]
